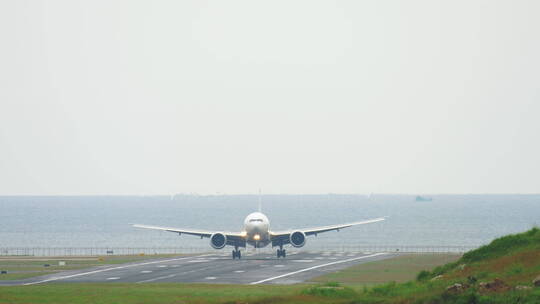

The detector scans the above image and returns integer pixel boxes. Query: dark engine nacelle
[210,232,227,249]
[290,231,306,248]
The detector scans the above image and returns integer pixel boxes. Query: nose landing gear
[277,246,286,258]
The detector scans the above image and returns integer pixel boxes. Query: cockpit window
[249,219,263,222]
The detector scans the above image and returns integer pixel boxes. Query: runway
[2,251,396,286]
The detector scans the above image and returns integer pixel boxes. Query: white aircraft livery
[134,212,385,259]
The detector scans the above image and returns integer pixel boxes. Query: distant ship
[415,195,432,202]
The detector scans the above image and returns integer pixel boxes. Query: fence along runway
[1,251,397,286]
[0,245,475,256]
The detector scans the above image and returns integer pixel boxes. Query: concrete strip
[22,254,212,285]
[249,253,387,285]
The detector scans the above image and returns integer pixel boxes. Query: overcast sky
[0,1,539,195]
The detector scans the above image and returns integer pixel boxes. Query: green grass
[302,282,358,298]
[310,253,460,286]
[356,227,540,303]
[0,272,56,281]
[461,227,540,263]
[0,283,319,304]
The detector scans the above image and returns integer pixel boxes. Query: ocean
[0,194,538,251]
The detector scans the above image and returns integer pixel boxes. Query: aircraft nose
[249,221,264,232]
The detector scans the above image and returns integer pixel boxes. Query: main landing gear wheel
[277,249,286,258]
[232,249,241,259]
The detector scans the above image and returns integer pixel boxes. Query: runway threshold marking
[249,253,387,285]
[22,254,213,286]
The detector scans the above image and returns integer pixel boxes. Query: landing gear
[232,249,241,259]
[277,248,286,258]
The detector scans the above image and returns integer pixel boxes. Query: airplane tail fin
[258,189,262,212]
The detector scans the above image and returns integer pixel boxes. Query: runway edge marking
[22,254,213,286]
[249,253,388,285]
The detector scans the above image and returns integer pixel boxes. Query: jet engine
[290,231,306,248]
[210,233,227,249]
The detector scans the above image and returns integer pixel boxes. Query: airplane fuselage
[243,212,271,248]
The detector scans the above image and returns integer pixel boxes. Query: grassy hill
[354,227,540,303]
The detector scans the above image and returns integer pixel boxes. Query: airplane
[133,212,386,259]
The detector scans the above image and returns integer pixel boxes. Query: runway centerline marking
[22,254,213,286]
[137,266,216,283]
[106,277,120,280]
[138,274,176,283]
[249,253,387,285]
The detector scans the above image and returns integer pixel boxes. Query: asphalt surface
[2,251,397,286]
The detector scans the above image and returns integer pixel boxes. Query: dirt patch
[479,278,510,293]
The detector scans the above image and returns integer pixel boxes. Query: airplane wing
[132,224,245,245]
[269,217,386,246]
[133,224,214,238]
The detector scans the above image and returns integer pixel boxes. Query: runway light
[253,234,260,241]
